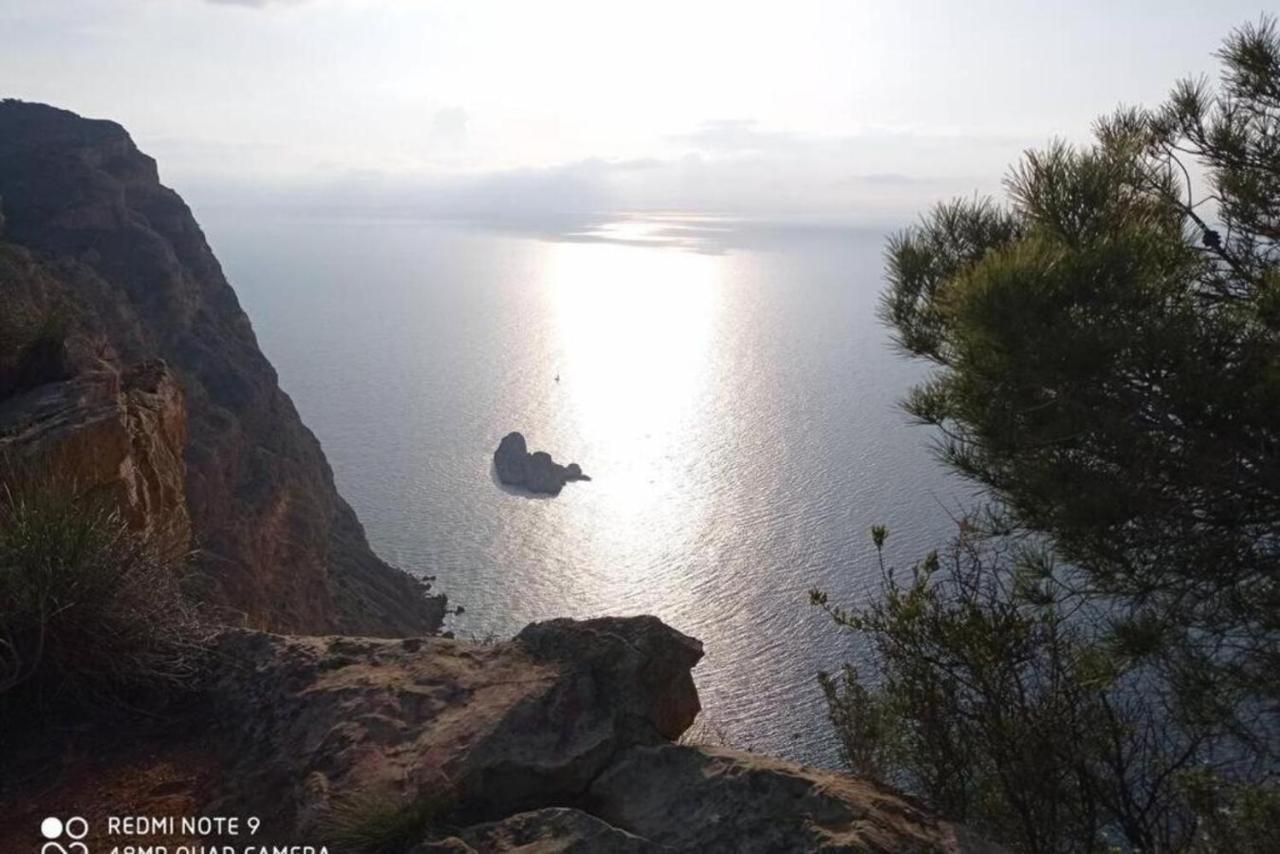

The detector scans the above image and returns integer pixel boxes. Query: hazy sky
[0,1,1269,223]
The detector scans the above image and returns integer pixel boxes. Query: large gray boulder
[206,616,1002,853]
[209,616,702,834]
[493,431,589,495]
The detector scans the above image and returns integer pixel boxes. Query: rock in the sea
[494,431,589,495]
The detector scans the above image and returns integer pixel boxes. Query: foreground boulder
[493,431,590,495]
[414,807,658,853]
[205,615,1000,852]
[210,616,702,834]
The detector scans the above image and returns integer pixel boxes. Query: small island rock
[494,431,590,496]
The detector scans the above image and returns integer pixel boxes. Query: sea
[199,208,967,765]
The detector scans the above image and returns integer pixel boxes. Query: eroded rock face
[0,100,443,635]
[209,616,703,835]
[0,359,190,556]
[205,615,1000,853]
[589,744,1003,854]
[494,432,590,496]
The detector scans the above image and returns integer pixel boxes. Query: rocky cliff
[0,357,191,557]
[0,100,443,635]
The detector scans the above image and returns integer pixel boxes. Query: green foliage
[0,299,74,398]
[880,17,1280,726]
[817,18,1280,853]
[1180,770,1280,853]
[320,788,457,854]
[0,478,206,713]
[0,245,81,398]
[815,526,1273,852]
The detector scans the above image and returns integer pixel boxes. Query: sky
[0,0,1271,225]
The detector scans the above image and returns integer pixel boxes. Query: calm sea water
[201,210,964,765]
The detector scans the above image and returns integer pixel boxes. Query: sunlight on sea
[205,210,962,764]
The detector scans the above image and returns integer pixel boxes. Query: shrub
[822,16,1280,852]
[0,479,207,714]
[813,524,1278,852]
[319,788,457,854]
[0,298,75,399]
[879,16,1280,725]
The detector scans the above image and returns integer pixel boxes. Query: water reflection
[563,214,739,253]
[211,212,959,765]
[543,237,723,601]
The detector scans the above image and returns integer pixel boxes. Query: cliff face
[0,358,191,557]
[0,100,443,635]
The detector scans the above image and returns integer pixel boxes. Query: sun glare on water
[534,230,728,601]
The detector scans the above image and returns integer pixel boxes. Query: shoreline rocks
[494,431,590,495]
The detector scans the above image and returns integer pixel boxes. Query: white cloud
[5,0,1258,231]
[203,0,304,8]
[176,117,1029,242]
[429,106,468,145]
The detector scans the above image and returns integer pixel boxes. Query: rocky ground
[1,616,1001,853]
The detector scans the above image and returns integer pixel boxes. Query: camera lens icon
[41,816,88,840]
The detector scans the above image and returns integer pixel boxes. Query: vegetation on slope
[816,17,1280,852]
[0,478,207,716]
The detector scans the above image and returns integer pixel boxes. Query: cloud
[671,119,800,153]
[843,173,920,186]
[183,149,960,251]
[429,107,468,145]
[203,0,305,8]
[173,117,1041,251]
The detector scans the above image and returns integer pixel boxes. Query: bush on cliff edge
[0,478,207,716]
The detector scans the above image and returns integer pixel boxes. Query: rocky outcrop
[493,431,590,496]
[209,616,703,834]
[415,808,659,853]
[590,744,998,853]
[0,359,190,556]
[0,613,999,852]
[0,100,443,635]
[203,616,998,853]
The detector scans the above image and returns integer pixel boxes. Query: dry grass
[319,787,458,854]
[0,478,210,714]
